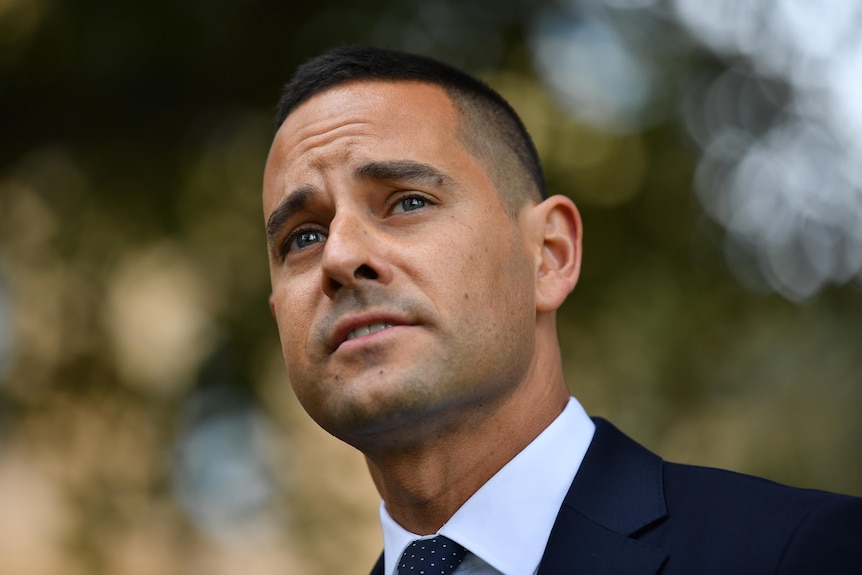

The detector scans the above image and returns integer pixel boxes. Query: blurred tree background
[1,0,861,573]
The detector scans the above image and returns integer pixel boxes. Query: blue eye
[287,229,326,252]
[393,196,427,214]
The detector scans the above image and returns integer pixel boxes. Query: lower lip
[336,324,409,351]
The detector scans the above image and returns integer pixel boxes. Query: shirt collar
[381,397,595,575]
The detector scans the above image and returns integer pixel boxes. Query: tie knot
[397,536,467,575]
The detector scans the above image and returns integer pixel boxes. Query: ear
[525,195,583,313]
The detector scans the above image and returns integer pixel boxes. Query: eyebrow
[265,160,455,249]
[266,186,315,247]
[355,160,455,188]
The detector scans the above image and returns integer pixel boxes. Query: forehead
[262,81,464,211]
[288,80,458,129]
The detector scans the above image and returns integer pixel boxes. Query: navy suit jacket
[370,418,862,574]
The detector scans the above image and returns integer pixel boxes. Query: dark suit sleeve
[777,495,862,574]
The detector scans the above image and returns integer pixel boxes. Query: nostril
[354,264,378,280]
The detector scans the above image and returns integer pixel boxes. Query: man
[263,46,862,574]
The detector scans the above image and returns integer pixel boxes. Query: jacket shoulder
[579,418,862,573]
[650,452,862,573]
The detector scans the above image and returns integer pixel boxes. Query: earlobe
[533,195,582,313]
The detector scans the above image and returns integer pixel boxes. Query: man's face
[263,81,539,449]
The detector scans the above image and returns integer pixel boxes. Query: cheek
[271,278,318,364]
[445,224,534,325]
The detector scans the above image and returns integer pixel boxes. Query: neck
[364,351,569,535]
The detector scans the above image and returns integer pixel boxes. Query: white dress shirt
[380,397,595,575]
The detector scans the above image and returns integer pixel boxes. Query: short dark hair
[275,45,547,210]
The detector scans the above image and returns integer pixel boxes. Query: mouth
[328,313,410,352]
[346,322,394,341]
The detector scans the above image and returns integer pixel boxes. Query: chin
[335,392,486,455]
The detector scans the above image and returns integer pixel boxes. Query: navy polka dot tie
[397,536,467,575]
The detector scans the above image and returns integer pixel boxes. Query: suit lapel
[369,552,384,575]
[537,418,668,574]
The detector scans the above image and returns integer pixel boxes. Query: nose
[320,213,391,298]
